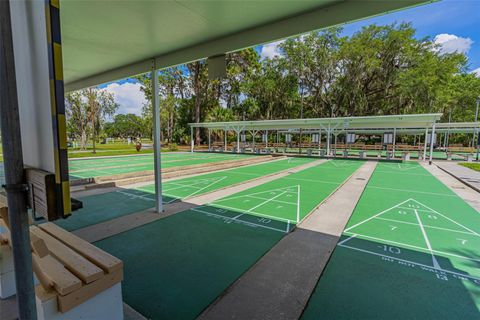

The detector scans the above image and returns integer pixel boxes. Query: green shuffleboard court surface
[196,159,364,231]
[55,157,314,231]
[136,157,315,202]
[302,161,480,319]
[94,159,363,319]
[68,152,256,179]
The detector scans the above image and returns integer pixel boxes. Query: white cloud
[472,67,480,78]
[434,33,473,54]
[260,40,284,59]
[101,82,146,116]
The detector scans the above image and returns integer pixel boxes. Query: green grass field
[302,161,480,319]
[94,159,363,319]
[460,162,480,172]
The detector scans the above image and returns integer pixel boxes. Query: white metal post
[265,130,268,148]
[152,67,163,213]
[429,124,436,165]
[224,128,227,151]
[423,127,428,161]
[190,126,194,152]
[237,130,240,153]
[318,129,321,155]
[327,126,331,156]
[392,127,396,157]
[208,129,211,151]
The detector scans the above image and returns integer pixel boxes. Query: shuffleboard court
[94,159,363,319]
[68,152,256,179]
[190,159,363,232]
[301,161,480,319]
[135,157,315,202]
[55,157,314,231]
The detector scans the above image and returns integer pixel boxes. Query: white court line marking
[338,243,480,282]
[115,190,155,202]
[183,176,228,198]
[282,177,339,185]
[367,186,456,197]
[211,203,293,223]
[214,186,299,203]
[337,234,358,246]
[410,199,480,237]
[296,185,301,223]
[374,217,478,236]
[343,231,480,263]
[414,208,441,269]
[344,199,412,233]
[232,191,288,219]
[242,195,297,206]
[190,207,286,233]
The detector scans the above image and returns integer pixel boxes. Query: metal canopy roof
[189,114,443,131]
[277,122,479,135]
[61,0,430,91]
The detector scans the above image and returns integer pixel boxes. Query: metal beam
[151,66,163,213]
[0,1,37,317]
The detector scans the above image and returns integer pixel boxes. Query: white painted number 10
[381,245,401,255]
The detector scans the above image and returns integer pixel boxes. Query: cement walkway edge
[422,162,480,212]
[198,161,377,320]
[73,159,326,243]
[434,162,480,193]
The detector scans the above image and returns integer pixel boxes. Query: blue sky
[106,0,480,115]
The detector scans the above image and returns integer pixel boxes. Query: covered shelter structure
[1,0,436,318]
[189,113,443,161]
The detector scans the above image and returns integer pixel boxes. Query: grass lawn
[459,162,480,172]
[68,142,180,158]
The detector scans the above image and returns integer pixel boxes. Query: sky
[104,0,480,116]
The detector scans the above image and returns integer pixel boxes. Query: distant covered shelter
[189,113,443,159]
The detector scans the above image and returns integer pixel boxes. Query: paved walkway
[423,163,480,212]
[435,162,480,192]
[198,161,377,320]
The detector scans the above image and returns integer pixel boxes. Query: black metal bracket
[2,183,29,193]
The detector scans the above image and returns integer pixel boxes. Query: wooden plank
[32,252,55,292]
[34,253,82,296]
[30,226,104,284]
[26,168,59,221]
[39,223,123,274]
[57,268,123,313]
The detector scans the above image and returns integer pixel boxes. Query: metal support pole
[423,127,428,161]
[429,124,436,165]
[472,98,479,147]
[265,130,268,148]
[334,132,337,156]
[392,127,396,157]
[151,67,163,213]
[327,131,331,156]
[224,128,227,151]
[237,130,240,153]
[476,128,480,161]
[190,126,194,152]
[318,129,321,155]
[208,129,211,151]
[0,1,37,317]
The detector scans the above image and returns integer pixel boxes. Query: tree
[65,88,117,151]
[66,91,89,149]
[85,88,118,153]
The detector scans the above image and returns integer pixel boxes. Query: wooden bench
[0,205,124,319]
